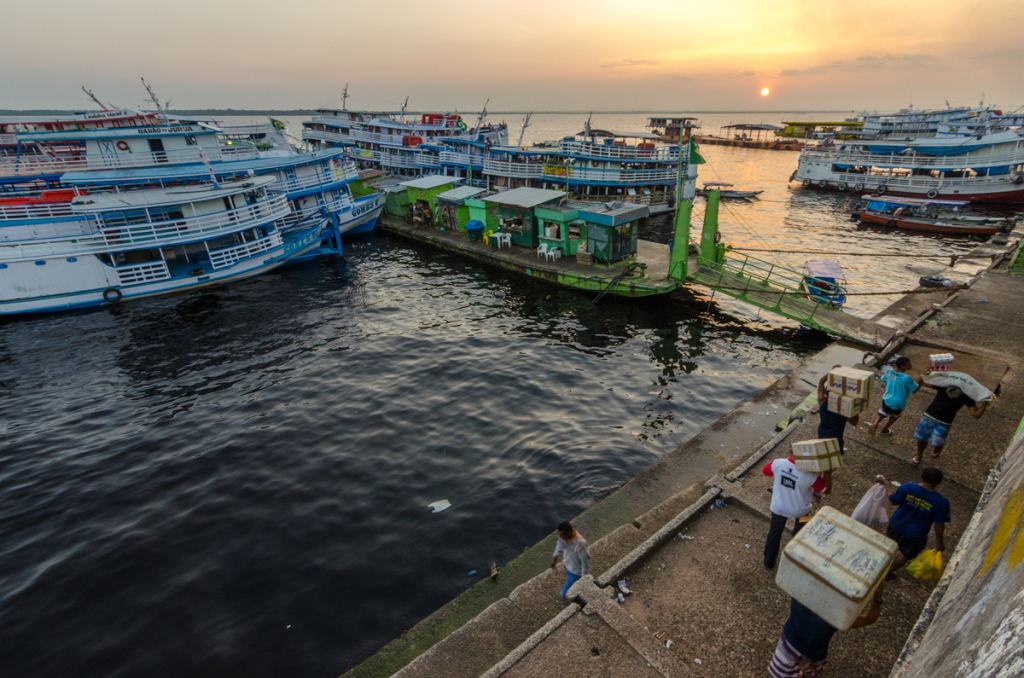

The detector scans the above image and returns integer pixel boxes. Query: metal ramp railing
[689,247,894,347]
[1007,239,1024,276]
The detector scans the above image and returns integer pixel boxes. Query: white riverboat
[0,177,325,314]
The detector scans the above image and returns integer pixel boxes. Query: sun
[760,88,770,96]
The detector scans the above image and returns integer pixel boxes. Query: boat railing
[558,141,679,162]
[357,149,422,169]
[115,260,171,286]
[208,233,280,269]
[0,201,77,221]
[350,129,411,145]
[801,146,1024,168]
[563,167,678,184]
[417,154,442,168]
[269,167,358,194]
[0,146,261,176]
[91,194,289,248]
[302,129,350,143]
[438,151,474,166]
[481,159,545,178]
[831,170,1021,192]
[279,194,354,228]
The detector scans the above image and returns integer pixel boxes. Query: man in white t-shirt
[762,455,830,569]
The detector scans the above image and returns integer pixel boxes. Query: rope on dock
[726,248,994,259]
[702,284,969,296]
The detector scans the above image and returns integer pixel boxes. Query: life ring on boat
[116,140,130,152]
[592,161,600,168]
[818,180,828,188]
[837,182,848,191]
[853,182,864,192]
[875,184,887,195]
[926,189,939,199]
[802,179,811,187]
[102,287,122,303]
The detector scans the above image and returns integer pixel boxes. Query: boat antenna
[81,86,112,110]
[400,96,409,121]
[473,99,489,139]
[517,112,532,149]
[140,77,169,124]
[342,83,349,111]
[583,112,592,139]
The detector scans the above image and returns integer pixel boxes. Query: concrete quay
[344,232,1024,678]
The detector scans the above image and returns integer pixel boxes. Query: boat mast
[140,78,169,124]
[400,96,409,122]
[473,99,489,140]
[342,83,349,111]
[516,113,532,149]
[81,86,111,110]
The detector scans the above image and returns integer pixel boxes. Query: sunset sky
[4,0,1023,112]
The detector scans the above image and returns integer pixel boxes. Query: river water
[0,112,986,678]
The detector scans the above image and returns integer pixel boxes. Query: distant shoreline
[0,109,855,117]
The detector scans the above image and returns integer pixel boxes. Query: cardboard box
[827,366,874,399]
[929,353,955,372]
[776,507,898,629]
[828,392,868,418]
[791,438,843,473]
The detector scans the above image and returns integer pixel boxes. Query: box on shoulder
[776,506,897,630]
[827,392,868,418]
[791,438,843,473]
[827,366,873,400]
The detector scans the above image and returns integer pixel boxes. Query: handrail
[0,145,260,176]
[558,141,680,162]
[209,233,281,269]
[801,146,1024,168]
[302,129,351,143]
[0,195,289,259]
[268,166,358,193]
[115,260,171,286]
[0,201,77,221]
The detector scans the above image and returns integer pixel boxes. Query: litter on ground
[427,499,452,513]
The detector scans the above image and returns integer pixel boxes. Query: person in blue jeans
[550,520,589,603]
[868,356,920,436]
[876,466,950,577]
[911,385,987,465]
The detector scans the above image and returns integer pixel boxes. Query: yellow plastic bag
[907,549,944,582]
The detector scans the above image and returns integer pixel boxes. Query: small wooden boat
[696,182,763,200]
[801,260,847,309]
[853,196,1016,236]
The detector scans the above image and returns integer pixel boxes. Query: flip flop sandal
[930,452,942,459]
[909,457,921,466]
[881,430,895,437]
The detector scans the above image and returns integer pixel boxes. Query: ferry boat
[791,129,1024,203]
[0,176,325,314]
[853,195,1016,236]
[481,126,700,214]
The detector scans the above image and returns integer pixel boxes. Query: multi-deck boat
[0,176,325,314]
[791,129,1024,203]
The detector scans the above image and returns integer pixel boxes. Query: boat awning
[436,186,484,202]
[858,195,970,207]
[722,123,784,131]
[482,187,565,208]
[577,129,662,140]
[804,260,846,280]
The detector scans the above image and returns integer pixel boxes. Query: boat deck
[379,215,680,298]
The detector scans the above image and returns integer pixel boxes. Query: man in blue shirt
[868,356,920,436]
[877,467,950,577]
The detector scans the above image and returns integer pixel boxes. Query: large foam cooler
[826,366,873,400]
[791,438,843,473]
[776,507,897,629]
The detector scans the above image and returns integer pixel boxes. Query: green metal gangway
[1008,238,1024,276]
[669,187,898,349]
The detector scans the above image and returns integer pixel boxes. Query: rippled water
[0,112,999,678]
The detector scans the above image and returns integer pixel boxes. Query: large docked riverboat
[791,129,1024,203]
[0,176,325,314]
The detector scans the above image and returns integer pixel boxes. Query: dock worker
[817,367,860,454]
[762,455,830,569]
[868,356,920,437]
[769,581,886,678]
[876,467,949,579]
[911,384,987,465]
[550,521,590,604]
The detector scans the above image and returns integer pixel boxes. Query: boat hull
[857,211,1006,236]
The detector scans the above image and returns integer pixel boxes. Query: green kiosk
[481,187,566,248]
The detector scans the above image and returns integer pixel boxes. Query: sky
[3,0,1023,113]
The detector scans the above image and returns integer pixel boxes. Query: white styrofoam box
[791,438,843,473]
[826,366,873,399]
[776,506,897,630]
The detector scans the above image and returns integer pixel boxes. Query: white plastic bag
[851,484,890,528]
[922,370,994,402]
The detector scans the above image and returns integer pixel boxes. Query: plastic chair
[495,233,511,248]
[545,247,562,262]
[537,243,548,259]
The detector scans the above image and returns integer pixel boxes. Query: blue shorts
[914,415,950,447]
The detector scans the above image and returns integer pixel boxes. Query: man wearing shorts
[912,385,986,464]
[877,467,949,577]
[868,356,919,436]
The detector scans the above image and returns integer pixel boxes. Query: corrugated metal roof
[437,186,485,201]
[482,187,565,208]
[398,175,457,189]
